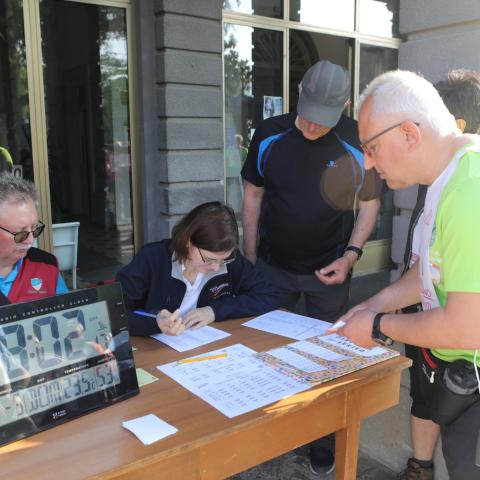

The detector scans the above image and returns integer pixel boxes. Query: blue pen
[134,309,188,328]
[133,310,157,318]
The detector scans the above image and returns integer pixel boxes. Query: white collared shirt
[171,257,227,317]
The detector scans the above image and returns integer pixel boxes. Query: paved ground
[229,271,400,480]
[228,445,398,479]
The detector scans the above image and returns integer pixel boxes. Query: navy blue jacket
[116,239,281,336]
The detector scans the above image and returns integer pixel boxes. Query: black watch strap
[345,245,363,260]
[371,313,394,346]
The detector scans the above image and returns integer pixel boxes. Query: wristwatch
[371,313,394,346]
[344,245,363,260]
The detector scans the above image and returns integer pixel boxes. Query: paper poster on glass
[263,96,283,119]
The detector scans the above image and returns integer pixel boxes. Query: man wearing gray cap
[241,60,383,475]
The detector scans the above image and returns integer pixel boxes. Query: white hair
[359,70,457,136]
[0,172,39,206]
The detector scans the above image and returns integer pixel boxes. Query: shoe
[308,445,335,476]
[397,458,433,480]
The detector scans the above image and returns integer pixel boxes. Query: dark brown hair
[171,202,239,262]
[436,69,480,134]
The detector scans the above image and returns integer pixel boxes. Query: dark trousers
[257,259,351,456]
[441,400,480,480]
[256,259,351,323]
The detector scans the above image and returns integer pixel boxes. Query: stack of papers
[158,344,309,418]
[151,325,230,352]
[243,310,331,339]
[256,334,397,385]
[154,311,399,418]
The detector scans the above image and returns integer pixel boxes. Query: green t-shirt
[429,148,480,365]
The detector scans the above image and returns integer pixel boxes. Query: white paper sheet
[157,344,309,418]
[243,310,332,340]
[290,340,352,362]
[267,347,328,373]
[122,414,178,445]
[320,334,387,357]
[151,325,230,352]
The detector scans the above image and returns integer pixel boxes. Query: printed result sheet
[157,344,309,418]
[151,325,230,352]
[243,310,332,340]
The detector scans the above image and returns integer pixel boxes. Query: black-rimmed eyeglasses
[197,247,236,266]
[0,221,45,243]
[360,122,420,156]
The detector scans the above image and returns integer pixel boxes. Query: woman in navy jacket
[116,202,280,336]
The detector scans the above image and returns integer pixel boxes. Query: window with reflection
[0,1,33,179]
[358,0,399,38]
[40,1,134,286]
[223,0,283,19]
[289,30,353,113]
[224,23,283,214]
[290,0,355,31]
[360,44,398,240]
[359,45,398,99]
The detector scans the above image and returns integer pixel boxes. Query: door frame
[21,0,140,254]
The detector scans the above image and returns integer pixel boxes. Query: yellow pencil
[178,353,228,364]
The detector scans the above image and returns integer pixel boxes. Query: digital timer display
[0,284,138,447]
[0,360,120,428]
[0,302,112,386]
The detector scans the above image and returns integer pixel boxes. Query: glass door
[0,1,33,180]
[39,0,134,286]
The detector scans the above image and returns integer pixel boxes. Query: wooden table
[1,318,410,480]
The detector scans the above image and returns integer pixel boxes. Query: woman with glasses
[116,201,280,336]
[0,173,67,305]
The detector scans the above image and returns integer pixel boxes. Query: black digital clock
[0,283,139,446]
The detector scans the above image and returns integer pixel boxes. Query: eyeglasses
[360,122,420,156]
[0,221,45,243]
[197,247,236,266]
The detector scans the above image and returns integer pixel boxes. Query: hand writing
[156,309,186,336]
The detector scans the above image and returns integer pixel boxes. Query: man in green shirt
[333,70,480,480]
[400,70,480,480]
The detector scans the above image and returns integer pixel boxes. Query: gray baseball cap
[297,60,351,128]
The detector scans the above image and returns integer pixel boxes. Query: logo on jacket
[210,283,230,299]
[326,160,337,168]
[31,278,43,292]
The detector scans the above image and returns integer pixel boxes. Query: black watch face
[373,335,393,347]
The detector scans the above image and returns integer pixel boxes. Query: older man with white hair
[0,173,67,305]
[333,70,480,480]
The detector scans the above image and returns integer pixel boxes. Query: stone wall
[136,0,224,242]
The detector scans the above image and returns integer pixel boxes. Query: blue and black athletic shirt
[241,112,384,274]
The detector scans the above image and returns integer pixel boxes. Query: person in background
[0,146,13,173]
[399,69,480,480]
[241,59,383,476]
[335,69,480,480]
[116,201,280,336]
[0,172,67,306]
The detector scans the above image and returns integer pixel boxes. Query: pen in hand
[322,320,345,335]
[134,309,186,336]
[133,310,157,318]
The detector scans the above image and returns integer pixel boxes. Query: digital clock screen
[0,360,120,428]
[0,284,138,446]
[0,302,113,386]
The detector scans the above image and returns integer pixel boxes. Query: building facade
[1,0,479,286]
